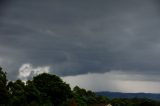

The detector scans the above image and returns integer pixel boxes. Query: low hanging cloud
[62,71,160,93]
[18,63,50,81]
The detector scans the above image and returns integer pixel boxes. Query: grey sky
[1,0,160,92]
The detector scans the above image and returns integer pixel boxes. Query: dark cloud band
[0,0,160,81]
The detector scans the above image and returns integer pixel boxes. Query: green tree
[33,73,72,106]
[0,67,8,104]
[7,80,26,106]
[96,96,109,104]
[25,80,41,105]
[73,86,98,105]
[73,86,87,97]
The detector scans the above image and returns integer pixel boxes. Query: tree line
[0,67,160,106]
[0,67,108,106]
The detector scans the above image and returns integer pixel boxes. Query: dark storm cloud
[1,0,160,79]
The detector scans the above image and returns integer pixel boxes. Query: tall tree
[7,80,26,106]
[25,80,41,104]
[0,67,8,104]
[33,73,72,106]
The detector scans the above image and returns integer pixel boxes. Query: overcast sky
[1,0,160,93]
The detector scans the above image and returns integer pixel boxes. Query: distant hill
[96,91,160,101]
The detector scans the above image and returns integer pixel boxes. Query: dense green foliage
[110,98,160,106]
[0,66,160,106]
[33,73,72,105]
[0,67,8,104]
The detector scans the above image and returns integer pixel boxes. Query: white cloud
[18,63,50,81]
[18,64,32,80]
